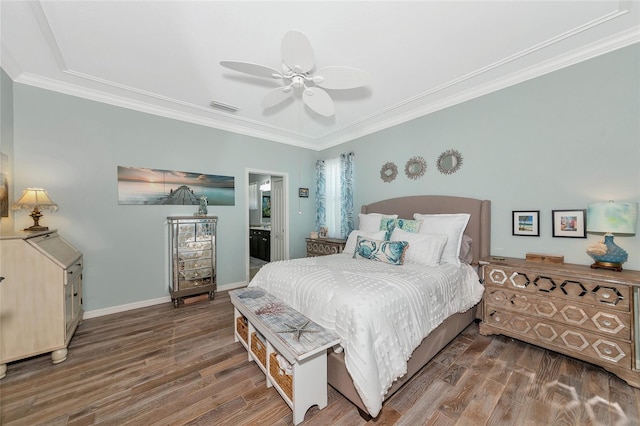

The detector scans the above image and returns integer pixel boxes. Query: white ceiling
[2,1,639,150]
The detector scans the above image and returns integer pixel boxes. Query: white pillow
[391,228,448,267]
[344,230,387,255]
[357,213,398,232]
[413,213,471,266]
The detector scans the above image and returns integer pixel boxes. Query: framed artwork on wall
[512,210,540,236]
[299,188,309,198]
[262,195,271,218]
[552,209,587,238]
[117,166,235,206]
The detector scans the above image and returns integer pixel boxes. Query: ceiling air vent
[209,100,239,113]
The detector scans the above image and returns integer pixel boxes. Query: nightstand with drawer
[305,238,346,257]
[479,256,640,387]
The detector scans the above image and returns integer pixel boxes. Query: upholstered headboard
[361,195,491,264]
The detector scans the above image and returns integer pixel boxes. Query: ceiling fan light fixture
[220,29,370,117]
[291,76,305,89]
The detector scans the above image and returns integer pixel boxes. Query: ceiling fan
[220,30,370,117]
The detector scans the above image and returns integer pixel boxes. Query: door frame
[246,168,289,283]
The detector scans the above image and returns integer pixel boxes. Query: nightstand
[479,256,640,387]
[305,238,346,257]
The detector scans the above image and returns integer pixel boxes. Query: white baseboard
[218,281,248,292]
[83,281,248,319]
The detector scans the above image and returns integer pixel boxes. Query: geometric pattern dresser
[479,256,640,387]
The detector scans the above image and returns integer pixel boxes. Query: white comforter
[248,253,484,417]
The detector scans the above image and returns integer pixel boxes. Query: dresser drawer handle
[604,348,613,355]
[603,293,611,299]
[603,320,612,327]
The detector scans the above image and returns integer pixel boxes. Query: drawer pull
[603,293,611,299]
[604,348,613,355]
[603,320,612,327]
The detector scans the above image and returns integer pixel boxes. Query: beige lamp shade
[587,202,638,235]
[13,188,58,211]
[13,188,58,231]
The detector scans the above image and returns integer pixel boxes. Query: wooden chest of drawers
[305,238,346,257]
[479,256,640,387]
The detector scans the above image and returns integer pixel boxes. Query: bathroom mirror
[380,162,398,183]
[404,156,427,180]
[436,149,463,175]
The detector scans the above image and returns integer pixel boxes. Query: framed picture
[512,210,540,236]
[299,187,309,198]
[318,226,328,238]
[262,195,271,218]
[552,209,586,238]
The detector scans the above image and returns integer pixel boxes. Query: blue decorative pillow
[379,218,423,240]
[353,236,409,265]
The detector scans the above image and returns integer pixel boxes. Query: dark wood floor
[1,290,639,425]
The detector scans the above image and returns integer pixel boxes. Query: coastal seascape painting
[512,210,540,236]
[117,166,235,206]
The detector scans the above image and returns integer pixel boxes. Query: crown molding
[12,72,320,150]
[315,26,640,150]
[0,44,22,80]
[7,22,639,152]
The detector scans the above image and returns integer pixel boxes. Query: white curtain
[324,157,341,238]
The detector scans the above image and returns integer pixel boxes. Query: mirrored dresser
[168,216,217,307]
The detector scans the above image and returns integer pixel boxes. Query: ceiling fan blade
[261,86,293,108]
[220,61,282,79]
[314,66,370,89]
[302,87,335,117]
[281,30,314,73]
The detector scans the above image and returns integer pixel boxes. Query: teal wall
[0,69,14,232]
[11,86,317,312]
[322,44,639,269]
[5,43,639,314]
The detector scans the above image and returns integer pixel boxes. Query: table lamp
[12,188,58,231]
[586,201,638,271]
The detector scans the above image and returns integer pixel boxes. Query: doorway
[247,169,289,282]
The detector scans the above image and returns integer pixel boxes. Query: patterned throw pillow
[379,218,423,240]
[357,213,398,232]
[344,230,387,255]
[353,236,409,265]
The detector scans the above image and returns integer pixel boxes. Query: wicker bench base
[230,288,340,425]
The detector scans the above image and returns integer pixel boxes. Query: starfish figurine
[277,320,319,342]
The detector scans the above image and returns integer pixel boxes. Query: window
[315,152,354,239]
[323,157,341,237]
[249,183,258,210]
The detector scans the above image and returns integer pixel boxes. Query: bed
[249,195,491,418]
